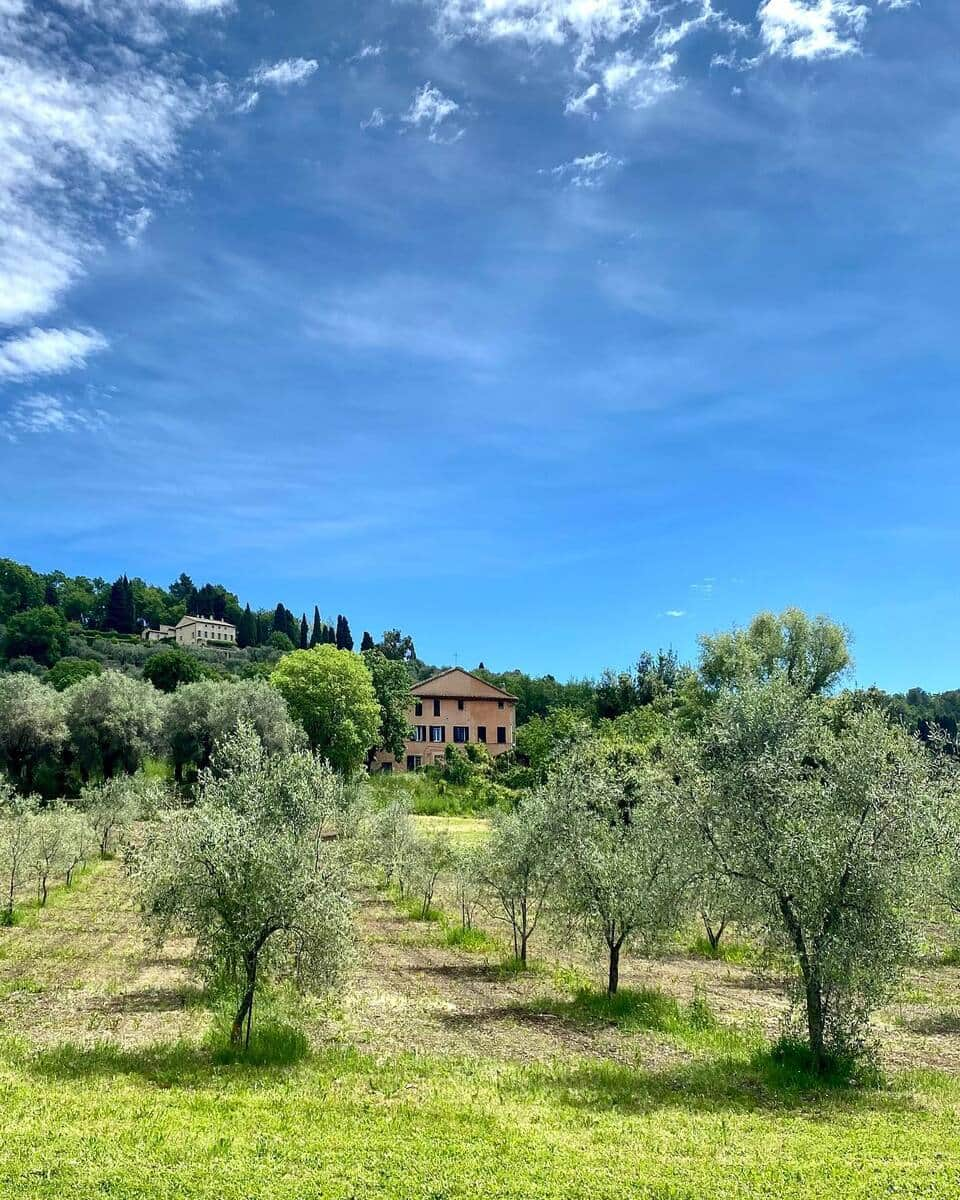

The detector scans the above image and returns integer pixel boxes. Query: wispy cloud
[251,57,319,89]
[0,327,109,380]
[2,392,111,441]
[544,150,623,188]
[116,206,154,247]
[664,609,686,618]
[402,83,464,141]
[352,42,385,60]
[0,1,226,329]
[361,106,387,130]
[690,578,716,596]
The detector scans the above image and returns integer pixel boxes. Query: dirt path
[0,862,199,1048]
[4,858,960,1072]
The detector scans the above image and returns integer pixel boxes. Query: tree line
[0,556,389,664]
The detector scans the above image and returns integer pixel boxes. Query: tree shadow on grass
[22,1020,315,1088]
[899,1010,960,1036]
[509,1053,919,1118]
[98,984,205,1015]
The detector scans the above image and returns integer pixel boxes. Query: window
[380,762,393,773]
[498,700,505,710]
[457,699,464,711]
[453,726,468,743]
[497,727,507,744]
[412,726,426,743]
[414,702,423,717]
[433,699,441,716]
[406,755,422,771]
[429,726,445,743]
[476,726,486,743]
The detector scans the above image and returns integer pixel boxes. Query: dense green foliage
[270,646,380,773]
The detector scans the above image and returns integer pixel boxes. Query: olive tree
[61,808,94,886]
[0,781,37,925]
[80,776,141,857]
[407,829,455,918]
[693,679,941,1071]
[553,748,692,994]
[0,674,67,795]
[31,807,67,906]
[163,679,302,783]
[369,794,418,897]
[478,788,566,965]
[138,725,353,1046]
[64,671,163,782]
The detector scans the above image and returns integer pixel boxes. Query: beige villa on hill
[374,667,518,773]
[141,614,236,648]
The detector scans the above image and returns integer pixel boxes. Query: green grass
[533,985,755,1055]
[443,924,499,953]
[688,934,755,965]
[2,1036,960,1199]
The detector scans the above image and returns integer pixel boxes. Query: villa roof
[411,667,518,702]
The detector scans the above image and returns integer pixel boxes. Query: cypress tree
[237,603,255,649]
[299,613,309,650]
[324,623,336,644]
[273,603,287,635]
[310,606,323,648]
[360,630,375,652]
[44,580,59,607]
[285,608,299,645]
[123,575,137,633]
[104,577,126,632]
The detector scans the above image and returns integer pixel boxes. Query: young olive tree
[138,725,353,1046]
[80,776,140,857]
[61,808,94,887]
[553,748,692,995]
[478,788,566,965]
[693,679,941,1071]
[407,830,455,918]
[0,781,37,925]
[370,795,418,897]
[453,844,483,931]
[31,807,67,907]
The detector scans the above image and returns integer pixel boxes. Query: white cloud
[664,609,686,618]
[354,42,385,59]
[251,58,319,89]
[2,392,111,440]
[433,0,656,46]
[402,84,464,141]
[361,106,387,130]
[690,578,715,595]
[758,0,869,60]
[0,2,222,328]
[117,206,153,246]
[653,0,748,50]
[0,327,109,380]
[55,0,233,47]
[565,81,600,115]
[235,90,259,114]
[598,48,679,108]
[545,150,622,187]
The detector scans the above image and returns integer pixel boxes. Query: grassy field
[3,827,960,1197]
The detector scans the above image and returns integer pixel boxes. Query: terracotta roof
[411,667,518,701]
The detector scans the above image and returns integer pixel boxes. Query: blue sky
[2,0,959,690]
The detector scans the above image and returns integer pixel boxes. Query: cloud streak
[0,327,109,380]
